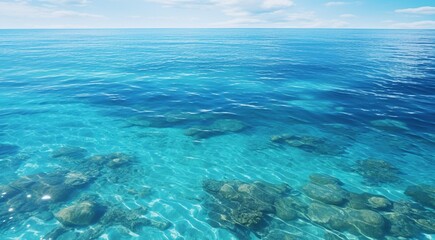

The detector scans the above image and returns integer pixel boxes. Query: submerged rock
[271,134,343,155]
[303,183,348,206]
[415,217,435,234]
[55,201,104,227]
[209,119,246,133]
[309,173,343,186]
[204,179,290,214]
[389,202,435,235]
[202,179,292,238]
[231,209,263,228]
[252,181,291,199]
[202,175,435,239]
[88,152,134,169]
[88,154,107,165]
[185,119,246,139]
[274,197,303,221]
[346,209,386,238]
[391,201,427,217]
[307,202,348,230]
[300,174,435,239]
[367,196,392,210]
[0,143,20,156]
[184,127,222,140]
[46,201,170,240]
[0,171,91,232]
[346,192,392,211]
[383,212,419,238]
[7,171,90,205]
[405,184,435,209]
[92,205,170,232]
[106,153,133,168]
[354,159,402,185]
[370,119,409,131]
[52,146,87,160]
[10,171,88,196]
[64,172,89,187]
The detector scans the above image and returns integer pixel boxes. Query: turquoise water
[0,29,434,239]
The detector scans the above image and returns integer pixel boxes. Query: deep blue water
[0,29,434,240]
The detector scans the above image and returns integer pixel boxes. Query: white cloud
[395,6,435,15]
[298,19,349,28]
[281,12,349,28]
[324,20,348,27]
[212,17,264,27]
[145,0,204,6]
[146,0,294,13]
[262,0,293,9]
[391,21,435,29]
[213,0,294,14]
[0,1,102,18]
[340,14,355,18]
[325,1,347,7]
[222,8,251,17]
[145,0,355,28]
[51,10,101,18]
[286,12,316,21]
[40,0,90,6]
[146,0,296,26]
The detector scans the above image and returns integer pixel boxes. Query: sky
[0,0,435,29]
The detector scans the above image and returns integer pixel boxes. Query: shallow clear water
[0,29,434,240]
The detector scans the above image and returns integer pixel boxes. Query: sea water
[0,29,434,239]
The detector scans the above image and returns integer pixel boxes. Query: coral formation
[55,201,104,227]
[0,147,171,239]
[0,171,91,230]
[46,197,170,240]
[405,184,435,209]
[354,159,402,185]
[202,173,435,239]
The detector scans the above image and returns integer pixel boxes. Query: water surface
[0,29,434,239]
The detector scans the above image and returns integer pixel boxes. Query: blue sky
[0,0,434,28]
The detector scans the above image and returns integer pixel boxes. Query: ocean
[0,29,434,239]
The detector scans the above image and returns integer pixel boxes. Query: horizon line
[1,27,435,30]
